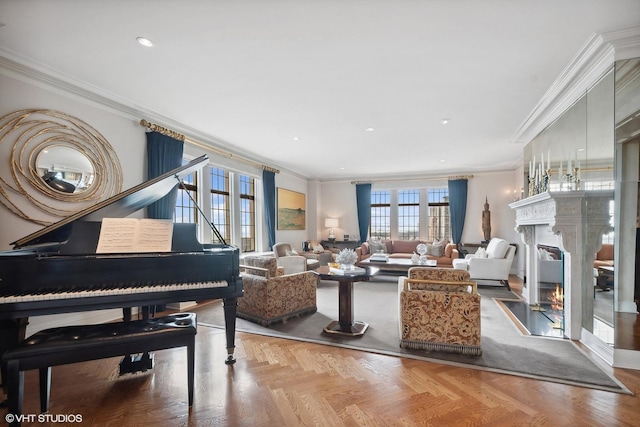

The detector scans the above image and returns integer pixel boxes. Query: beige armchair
[273,242,320,273]
[238,256,318,326]
[398,267,481,356]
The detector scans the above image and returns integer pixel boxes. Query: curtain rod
[140,119,280,174]
[351,175,473,185]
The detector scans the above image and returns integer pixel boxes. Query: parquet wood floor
[4,277,640,426]
[5,328,640,426]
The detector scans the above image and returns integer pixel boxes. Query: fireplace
[509,191,613,340]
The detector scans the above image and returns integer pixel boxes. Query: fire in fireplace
[536,244,565,332]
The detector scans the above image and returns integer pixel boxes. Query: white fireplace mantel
[509,191,613,340]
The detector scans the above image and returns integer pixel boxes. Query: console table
[321,240,359,250]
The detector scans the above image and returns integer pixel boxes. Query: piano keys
[0,155,243,364]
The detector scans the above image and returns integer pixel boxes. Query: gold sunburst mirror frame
[0,109,122,225]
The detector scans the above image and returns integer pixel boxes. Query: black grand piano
[0,155,243,365]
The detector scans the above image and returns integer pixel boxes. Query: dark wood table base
[315,266,378,337]
[323,320,369,336]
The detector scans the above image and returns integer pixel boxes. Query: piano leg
[0,318,28,405]
[222,297,238,365]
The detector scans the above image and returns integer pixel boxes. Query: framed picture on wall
[277,188,306,230]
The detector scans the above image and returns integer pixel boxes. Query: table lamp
[325,218,339,241]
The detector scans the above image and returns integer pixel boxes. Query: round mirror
[36,145,95,194]
[0,109,122,224]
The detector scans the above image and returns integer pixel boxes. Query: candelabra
[528,169,551,196]
[560,167,580,191]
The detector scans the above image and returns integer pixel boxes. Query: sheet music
[96,218,174,253]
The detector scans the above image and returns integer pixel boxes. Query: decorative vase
[416,243,428,265]
[335,248,357,269]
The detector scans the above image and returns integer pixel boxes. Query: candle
[558,159,563,179]
[533,155,536,176]
[547,150,550,170]
[567,152,572,172]
[541,152,544,174]
[529,160,533,176]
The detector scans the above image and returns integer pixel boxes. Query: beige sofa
[594,243,613,268]
[356,240,459,267]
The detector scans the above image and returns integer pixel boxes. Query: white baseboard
[613,348,640,370]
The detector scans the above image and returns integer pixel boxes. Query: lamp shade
[324,218,339,228]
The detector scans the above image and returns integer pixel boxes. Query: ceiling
[1,1,639,181]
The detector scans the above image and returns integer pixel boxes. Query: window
[370,191,391,240]
[174,171,197,224]
[239,175,256,252]
[174,161,258,251]
[369,188,450,242]
[427,189,450,241]
[398,190,419,240]
[210,167,230,242]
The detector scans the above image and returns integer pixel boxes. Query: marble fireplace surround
[509,191,613,341]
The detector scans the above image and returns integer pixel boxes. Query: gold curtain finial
[140,119,186,141]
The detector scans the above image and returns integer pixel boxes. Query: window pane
[370,191,390,240]
[398,190,419,240]
[427,188,450,241]
[174,171,196,224]
[209,167,230,243]
[239,175,255,252]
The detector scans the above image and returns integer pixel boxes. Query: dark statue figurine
[482,197,491,242]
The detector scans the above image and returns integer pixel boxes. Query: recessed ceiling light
[440,118,451,125]
[440,159,446,162]
[292,136,300,141]
[365,127,375,132]
[136,37,154,47]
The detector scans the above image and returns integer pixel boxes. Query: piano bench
[1,313,197,422]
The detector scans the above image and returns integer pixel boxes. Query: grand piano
[0,155,243,365]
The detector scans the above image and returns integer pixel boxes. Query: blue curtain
[448,179,468,249]
[262,169,276,249]
[146,131,184,219]
[355,183,371,243]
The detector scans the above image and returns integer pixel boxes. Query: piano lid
[12,155,209,249]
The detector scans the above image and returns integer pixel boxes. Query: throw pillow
[285,249,299,256]
[475,248,488,258]
[433,237,447,246]
[368,240,387,254]
[486,238,509,259]
[313,245,324,254]
[538,248,553,260]
[426,243,445,257]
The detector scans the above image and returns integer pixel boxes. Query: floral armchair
[238,256,318,326]
[398,267,481,356]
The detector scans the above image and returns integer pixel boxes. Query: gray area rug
[195,274,628,393]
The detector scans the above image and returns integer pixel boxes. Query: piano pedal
[119,352,154,375]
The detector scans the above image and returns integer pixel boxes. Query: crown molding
[0,50,300,178]
[511,26,640,146]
